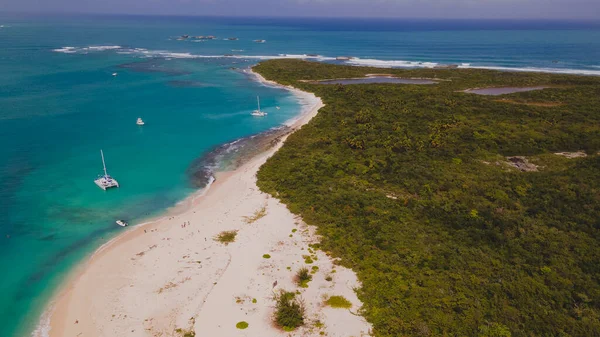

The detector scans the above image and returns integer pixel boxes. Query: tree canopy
[255,60,600,337]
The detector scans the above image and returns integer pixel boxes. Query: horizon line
[2,10,600,22]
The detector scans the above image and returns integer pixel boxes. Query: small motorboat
[112,73,118,76]
[136,117,145,126]
[116,220,128,227]
[276,106,280,110]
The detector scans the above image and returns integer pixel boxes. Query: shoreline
[41,67,372,337]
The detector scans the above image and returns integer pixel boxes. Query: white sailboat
[136,117,145,125]
[251,96,267,117]
[94,150,119,190]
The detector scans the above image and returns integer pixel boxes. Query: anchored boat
[116,220,128,227]
[94,150,119,190]
[251,96,267,117]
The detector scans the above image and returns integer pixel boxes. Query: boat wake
[51,45,600,76]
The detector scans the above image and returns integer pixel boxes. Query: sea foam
[52,47,77,53]
[347,58,439,68]
[51,45,600,76]
[463,65,600,76]
[31,306,52,337]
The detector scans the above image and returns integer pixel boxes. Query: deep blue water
[0,14,599,337]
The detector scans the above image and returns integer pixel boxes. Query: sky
[2,0,600,20]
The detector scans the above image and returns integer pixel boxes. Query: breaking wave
[52,45,600,76]
[52,45,121,53]
[31,305,52,337]
[347,58,600,75]
[347,58,439,68]
[459,64,600,76]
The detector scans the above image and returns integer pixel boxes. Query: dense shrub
[295,267,312,288]
[255,60,600,337]
[235,321,249,330]
[325,295,352,309]
[214,230,237,245]
[274,291,305,330]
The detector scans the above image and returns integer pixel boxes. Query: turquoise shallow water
[0,15,599,337]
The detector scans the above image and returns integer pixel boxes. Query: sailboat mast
[100,149,108,177]
[257,96,261,111]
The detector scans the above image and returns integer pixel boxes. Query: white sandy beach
[45,69,372,337]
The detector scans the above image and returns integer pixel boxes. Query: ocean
[0,14,599,337]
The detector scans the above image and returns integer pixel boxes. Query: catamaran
[251,96,267,117]
[94,150,119,190]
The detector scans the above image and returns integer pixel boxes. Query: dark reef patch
[167,80,213,88]
[118,59,192,76]
[186,126,293,188]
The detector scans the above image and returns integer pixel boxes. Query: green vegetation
[252,298,257,304]
[174,328,196,337]
[274,290,305,330]
[325,295,353,309]
[214,230,238,245]
[236,321,249,330]
[255,60,600,336]
[262,254,271,259]
[295,267,313,288]
[243,206,267,224]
